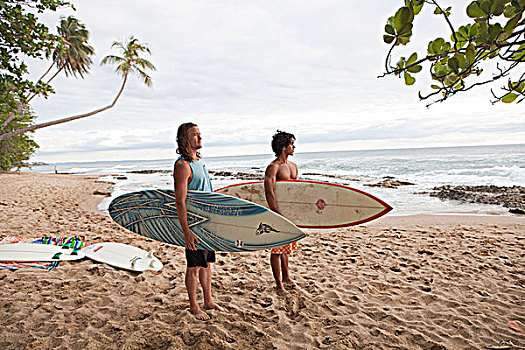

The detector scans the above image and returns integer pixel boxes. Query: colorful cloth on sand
[270,241,298,255]
[0,235,85,270]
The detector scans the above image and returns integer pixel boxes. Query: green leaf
[411,0,424,15]
[397,23,413,45]
[394,7,413,30]
[504,4,519,18]
[455,53,468,70]
[488,23,503,41]
[469,23,480,38]
[491,0,505,16]
[407,52,418,65]
[512,43,525,60]
[404,72,416,85]
[429,38,445,54]
[385,24,396,35]
[509,81,520,90]
[466,44,476,65]
[480,0,492,15]
[431,84,441,89]
[407,64,422,73]
[383,34,396,44]
[448,57,460,73]
[434,63,448,76]
[467,2,485,18]
[501,92,518,103]
[398,22,413,36]
[503,12,522,36]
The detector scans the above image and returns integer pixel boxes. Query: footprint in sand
[253,297,272,308]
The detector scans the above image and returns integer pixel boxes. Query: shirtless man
[264,130,298,295]
[173,122,225,320]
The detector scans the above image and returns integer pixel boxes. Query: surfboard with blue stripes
[108,189,305,252]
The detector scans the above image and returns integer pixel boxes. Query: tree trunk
[0,74,128,142]
[3,65,63,132]
[26,62,58,103]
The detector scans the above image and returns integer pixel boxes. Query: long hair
[176,122,200,162]
[271,130,295,157]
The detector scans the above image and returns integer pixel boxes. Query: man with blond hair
[174,122,225,320]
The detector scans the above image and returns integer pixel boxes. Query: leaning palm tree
[55,15,94,78]
[100,36,155,104]
[0,37,155,141]
[27,16,94,103]
[1,16,94,131]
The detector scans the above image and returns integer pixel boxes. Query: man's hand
[184,230,200,250]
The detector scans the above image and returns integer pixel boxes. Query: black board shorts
[185,249,216,268]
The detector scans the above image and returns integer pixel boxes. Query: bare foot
[190,308,210,321]
[275,286,287,296]
[204,302,227,312]
[283,279,296,289]
[508,320,525,335]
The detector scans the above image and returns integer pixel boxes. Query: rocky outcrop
[429,185,525,214]
[209,170,263,181]
[364,177,415,189]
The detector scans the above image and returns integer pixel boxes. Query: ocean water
[25,144,525,216]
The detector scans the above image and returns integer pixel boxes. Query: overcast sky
[27,0,524,163]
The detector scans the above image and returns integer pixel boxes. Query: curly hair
[271,130,295,157]
[176,122,200,162]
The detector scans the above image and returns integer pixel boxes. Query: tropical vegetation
[0,0,155,170]
[381,0,525,106]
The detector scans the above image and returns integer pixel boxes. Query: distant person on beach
[54,166,58,174]
[264,130,298,295]
[173,122,225,320]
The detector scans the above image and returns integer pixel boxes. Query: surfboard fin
[147,250,155,258]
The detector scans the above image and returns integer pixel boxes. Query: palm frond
[101,36,155,87]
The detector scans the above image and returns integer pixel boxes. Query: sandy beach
[0,172,524,350]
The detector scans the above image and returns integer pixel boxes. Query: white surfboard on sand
[215,180,392,228]
[83,242,163,272]
[0,243,85,261]
[108,189,305,252]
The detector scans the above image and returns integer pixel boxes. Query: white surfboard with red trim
[215,180,392,228]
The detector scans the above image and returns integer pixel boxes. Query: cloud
[24,1,525,162]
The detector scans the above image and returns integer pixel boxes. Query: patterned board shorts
[270,241,298,255]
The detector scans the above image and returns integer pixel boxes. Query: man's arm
[264,163,280,214]
[174,159,199,250]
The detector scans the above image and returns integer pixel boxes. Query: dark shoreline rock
[209,170,262,181]
[364,179,415,189]
[302,172,361,182]
[428,185,525,214]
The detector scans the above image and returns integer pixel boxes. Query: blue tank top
[176,157,212,192]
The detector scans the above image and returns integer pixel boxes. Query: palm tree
[0,37,155,141]
[100,36,156,104]
[1,16,94,131]
[27,16,94,103]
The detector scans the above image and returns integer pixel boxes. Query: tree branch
[429,0,459,50]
